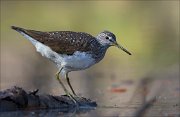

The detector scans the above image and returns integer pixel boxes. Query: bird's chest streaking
[20,32,96,71]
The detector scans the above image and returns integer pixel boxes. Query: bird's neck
[92,44,110,63]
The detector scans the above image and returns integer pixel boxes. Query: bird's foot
[72,95,91,103]
[66,92,79,108]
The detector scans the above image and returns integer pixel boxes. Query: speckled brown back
[12,26,103,55]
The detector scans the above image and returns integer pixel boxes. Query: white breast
[61,51,96,71]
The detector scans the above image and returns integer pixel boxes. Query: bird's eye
[105,36,109,39]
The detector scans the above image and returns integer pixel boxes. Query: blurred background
[0,1,179,113]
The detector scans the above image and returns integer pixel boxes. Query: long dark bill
[114,42,132,55]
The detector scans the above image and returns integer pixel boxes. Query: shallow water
[1,76,179,117]
[1,66,180,116]
[1,103,179,117]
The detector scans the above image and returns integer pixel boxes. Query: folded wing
[12,26,97,55]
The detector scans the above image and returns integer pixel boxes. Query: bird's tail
[11,26,37,45]
[11,26,26,33]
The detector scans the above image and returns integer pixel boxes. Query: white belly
[20,32,96,72]
[60,51,96,71]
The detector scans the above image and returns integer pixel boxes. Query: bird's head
[96,31,132,55]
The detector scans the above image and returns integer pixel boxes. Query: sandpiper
[11,26,131,103]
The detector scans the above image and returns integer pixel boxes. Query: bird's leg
[66,73,77,96]
[66,73,85,101]
[56,68,78,106]
[56,72,69,95]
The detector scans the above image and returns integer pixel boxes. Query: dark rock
[0,86,97,112]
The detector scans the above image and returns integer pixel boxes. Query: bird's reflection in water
[0,106,96,117]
